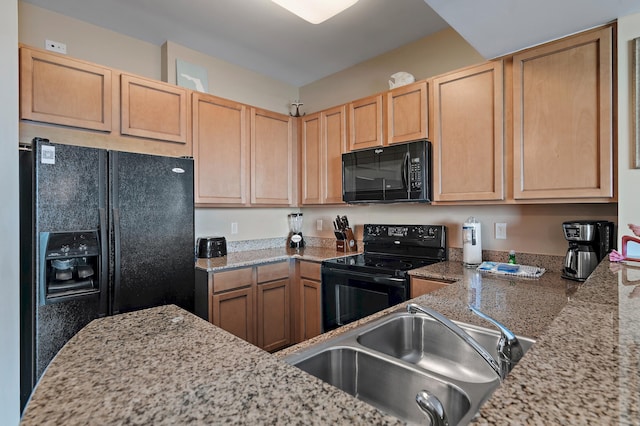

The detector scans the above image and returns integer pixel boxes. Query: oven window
[321,268,408,332]
[335,284,388,326]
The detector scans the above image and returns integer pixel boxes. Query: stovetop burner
[323,224,447,275]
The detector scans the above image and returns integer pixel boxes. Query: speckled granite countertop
[195,246,357,272]
[21,256,639,425]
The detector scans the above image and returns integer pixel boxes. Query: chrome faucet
[468,305,524,378]
[406,303,504,380]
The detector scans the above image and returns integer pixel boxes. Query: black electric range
[321,224,447,331]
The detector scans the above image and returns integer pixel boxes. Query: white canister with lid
[463,217,482,267]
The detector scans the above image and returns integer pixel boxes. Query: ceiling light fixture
[271,0,359,24]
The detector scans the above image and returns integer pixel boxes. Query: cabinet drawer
[299,261,321,280]
[410,277,456,298]
[213,267,254,293]
[257,261,289,283]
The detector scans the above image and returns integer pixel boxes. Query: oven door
[321,266,408,332]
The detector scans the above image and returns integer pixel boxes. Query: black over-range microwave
[342,139,431,203]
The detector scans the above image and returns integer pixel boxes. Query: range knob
[427,227,437,237]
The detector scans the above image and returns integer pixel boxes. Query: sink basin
[356,312,536,384]
[285,310,535,425]
[293,347,472,425]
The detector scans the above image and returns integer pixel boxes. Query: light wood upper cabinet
[323,105,348,204]
[300,105,347,205]
[193,93,249,205]
[251,108,294,205]
[19,47,112,132]
[432,61,504,202]
[349,94,383,150]
[387,81,428,144]
[512,26,613,201]
[301,113,323,205]
[120,74,188,144]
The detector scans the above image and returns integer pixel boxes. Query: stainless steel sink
[294,347,471,425]
[356,312,536,384]
[284,310,535,425]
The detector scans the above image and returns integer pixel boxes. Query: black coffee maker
[562,220,615,281]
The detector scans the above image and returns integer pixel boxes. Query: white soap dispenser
[463,217,482,267]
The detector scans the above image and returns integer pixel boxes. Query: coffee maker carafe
[287,213,304,249]
[562,220,615,281]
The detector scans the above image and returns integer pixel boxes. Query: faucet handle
[468,305,524,367]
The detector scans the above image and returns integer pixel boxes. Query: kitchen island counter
[22,259,636,425]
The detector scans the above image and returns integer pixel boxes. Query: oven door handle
[323,268,407,288]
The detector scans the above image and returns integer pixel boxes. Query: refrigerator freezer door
[109,151,195,314]
[22,139,109,391]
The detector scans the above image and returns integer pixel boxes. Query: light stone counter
[21,255,638,425]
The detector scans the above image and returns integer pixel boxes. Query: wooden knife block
[336,229,358,252]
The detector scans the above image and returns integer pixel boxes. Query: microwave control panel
[409,157,422,190]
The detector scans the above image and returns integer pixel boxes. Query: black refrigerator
[19,138,195,410]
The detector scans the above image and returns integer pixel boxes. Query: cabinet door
[322,105,348,204]
[301,113,323,205]
[387,81,428,144]
[257,278,291,352]
[212,286,255,345]
[348,94,383,150]
[300,278,322,341]
[513,26,613,200]
[121,74,188,144]
[251,108,294,205]
[19,47,112,131]
[432,61,504,202]
[193,93,249,205]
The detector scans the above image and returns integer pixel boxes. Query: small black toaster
[196,236,227,258]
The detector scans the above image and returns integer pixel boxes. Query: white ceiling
[21,0,450,87]
[424,0,640,59]
[21,0,640,87]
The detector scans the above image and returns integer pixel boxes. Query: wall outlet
[45,39,67,54]
[231,222,238,234]
[316,219,323,231]
[495,222,507,240]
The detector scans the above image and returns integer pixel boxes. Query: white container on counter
[463,217,482,267]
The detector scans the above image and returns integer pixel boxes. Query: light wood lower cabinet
[199,261,292,352]
[212,286,255,344]
[257,278,291,352]
[297,261,322,342]
[410,277,456,298]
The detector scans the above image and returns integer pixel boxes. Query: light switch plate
[495,223,507,239]
[316,219,323,231]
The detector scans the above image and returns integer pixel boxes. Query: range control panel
[363,224,445,243]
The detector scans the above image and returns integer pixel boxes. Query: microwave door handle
[402,151,410,192]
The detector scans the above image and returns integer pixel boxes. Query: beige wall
[617,14,640,244]
[299,28,484,113]
[302,204,616,257]
[2,0,20,422]
[162,41,299,114]
[18,2,161,80]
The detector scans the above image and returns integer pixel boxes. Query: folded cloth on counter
[476,261,546,279]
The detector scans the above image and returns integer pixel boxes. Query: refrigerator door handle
[112,207,121,314]
[99,208,109,316]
